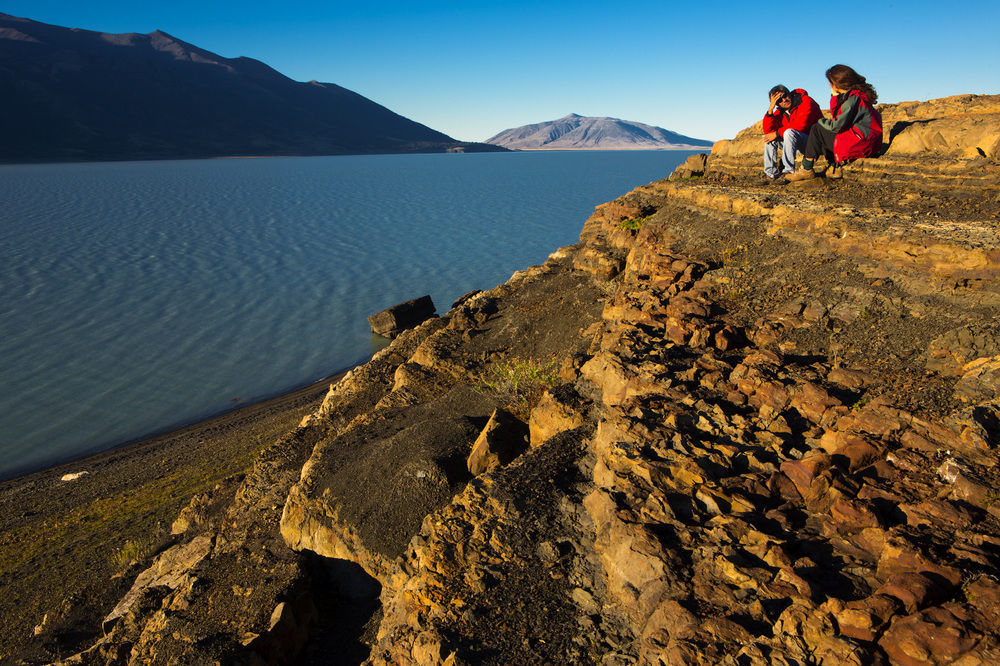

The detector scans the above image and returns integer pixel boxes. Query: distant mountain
[485,114,713,151]
[0,13,504,162]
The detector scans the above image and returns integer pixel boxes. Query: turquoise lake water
[0,150,695,479]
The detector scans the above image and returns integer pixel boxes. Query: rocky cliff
[38,94,1000,665]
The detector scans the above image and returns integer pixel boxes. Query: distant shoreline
[0,144,508,167]
[0,370,346,486]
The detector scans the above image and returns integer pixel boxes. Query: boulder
[954,355,1000,403]
[368,295,436,338]
[467,408,528,475]
[669,153,708,179]
[926,323,1000,376]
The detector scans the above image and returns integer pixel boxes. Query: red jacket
[829,90,883,161]
[762,88,823,137]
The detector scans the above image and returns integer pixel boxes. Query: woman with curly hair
[786,65,883,181]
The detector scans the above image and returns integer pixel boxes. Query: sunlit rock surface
[55,94,1000,665]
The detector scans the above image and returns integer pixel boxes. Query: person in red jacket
[786,65,883,181]
[762,85,824,182]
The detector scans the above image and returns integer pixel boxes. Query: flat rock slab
[368,295,436,338]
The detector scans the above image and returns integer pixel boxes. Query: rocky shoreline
[6,93,1000,665]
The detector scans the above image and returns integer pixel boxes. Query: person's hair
[768,84,790,99]
[825,64,878,104]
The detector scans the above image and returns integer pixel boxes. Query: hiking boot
[828,166,844,180]
[785,169,816,182]
[760,173,784,185]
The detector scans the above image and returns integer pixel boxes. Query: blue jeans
[764,128,810,176]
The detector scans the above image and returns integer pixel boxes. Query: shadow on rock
[298,554,383,665]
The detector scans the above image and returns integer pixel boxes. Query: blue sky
[5,1,999,142]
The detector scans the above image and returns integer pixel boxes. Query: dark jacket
[819,90,883,161]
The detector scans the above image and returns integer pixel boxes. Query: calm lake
[0,150,695,479]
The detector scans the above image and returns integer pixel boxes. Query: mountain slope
[485,113,713,150]
[0,13,501,161]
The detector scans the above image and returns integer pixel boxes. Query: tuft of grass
[618,215,651,232]
[480,358,560,419]
[110,538,155,570]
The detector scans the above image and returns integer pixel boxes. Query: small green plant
[618,215,651,232]
[110,538,154,570]
[849,393,871,411]
[480,358,560,418]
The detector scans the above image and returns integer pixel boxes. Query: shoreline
[0,371,346,488]
[0,368,344,658]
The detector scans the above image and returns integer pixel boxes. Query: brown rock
[467,409,528,475]
[838,439,881,471]
[946,403,1000,452]
[712,325,744,351]
[835,594,902,642]
[900,500,973,529]
[876,538,962,586]
[879,605,977,665]
[772,602,839,656]
[853,407,904,437]
[669,153,708,179]
[641,599,698,643]
[791,382,842,423]
[368,295,436,338]
[780,454,833,498]
[247,594,317,664]
[878,572,951,614]
[827,367,876,389]
[830,497,882,533]
[926,324,1000,376]
[528,386,587,447]
[950,472,994,509]
[573,245,626,278]
[954,355,1000,403]
[597,521,675,623]
[964,575,1000,626]
[752,380,791,412]
[768,472,804,502]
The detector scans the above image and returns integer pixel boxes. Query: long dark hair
[826,64,878,104]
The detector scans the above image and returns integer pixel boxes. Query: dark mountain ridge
[486,113,713,150]
[0,13,502,162]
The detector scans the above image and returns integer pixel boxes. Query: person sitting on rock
[762,85,824,182]
[786,65,883,181]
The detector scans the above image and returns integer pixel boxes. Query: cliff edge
[30,94,1000,665]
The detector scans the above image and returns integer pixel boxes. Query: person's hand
[763,132,778,143]
[769,91,784,112]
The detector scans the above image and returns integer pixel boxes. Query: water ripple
[0,151,694,478]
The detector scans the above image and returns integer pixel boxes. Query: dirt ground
[0,375,333,662]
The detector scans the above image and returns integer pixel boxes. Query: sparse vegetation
[480,358,560,418]
[618,215,651,232]
[0,393,319,659]
[110,538,156,570]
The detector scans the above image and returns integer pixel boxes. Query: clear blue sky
[5,1,999,142]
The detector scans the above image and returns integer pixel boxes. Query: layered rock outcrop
[54,94,1000,665]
